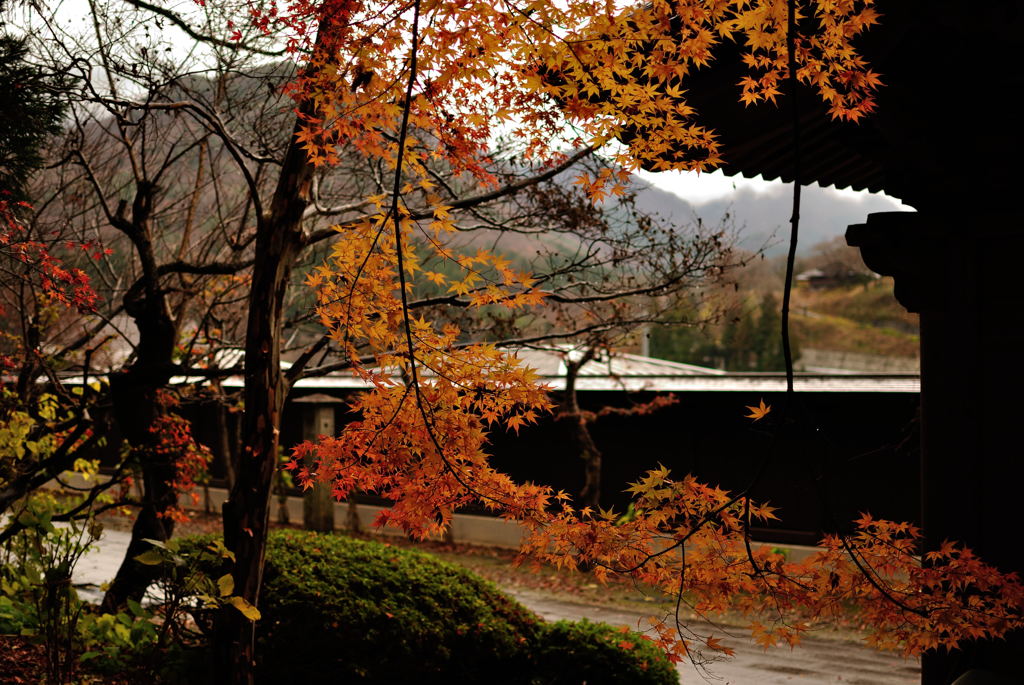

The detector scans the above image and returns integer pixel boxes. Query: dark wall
[156,387,920,545]
[487,390,920,544]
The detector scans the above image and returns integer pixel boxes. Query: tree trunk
[100,182,179,612]
[560,349,603,510]
[213,390,237,491]
[215,95,315,685]
[575,418,603,510]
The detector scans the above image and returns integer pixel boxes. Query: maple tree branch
[304,174,375,219]
[380,2,522,512]
[834,533,929,619]
[302,146,595,246]
[155,258,255,278]
[120,0,286,57]
[440,147,595,212]
[284,335,330,383]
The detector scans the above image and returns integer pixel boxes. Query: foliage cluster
[255,529,538,683]
[0,494,98,683]
[0,510,250,683]
[0,35,66,198]
[520,468,1024,663]
[0,390,127,555]
[145,391,213,524]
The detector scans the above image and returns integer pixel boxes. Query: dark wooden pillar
[849,211,1024,685]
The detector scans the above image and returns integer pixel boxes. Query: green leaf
[16,511,37,527]
[194,593,217,608]
[229,596,261,621]
[134,550,165,566]
[208,540,236,562]
[217,574,234,597]
[126,598,146,618]
[141,538,167,550]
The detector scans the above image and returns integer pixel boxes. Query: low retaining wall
[196,485,527,549]
[48,475,820,562]
[190,486,820,562]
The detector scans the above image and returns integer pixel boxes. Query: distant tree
[653,293,794,371]
[801,235,873,281]
[750,293,788,371]
[554,341,678,510]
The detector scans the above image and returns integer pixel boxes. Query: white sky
[635,168,912,209]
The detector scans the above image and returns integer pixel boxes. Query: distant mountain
[631,178,907,256]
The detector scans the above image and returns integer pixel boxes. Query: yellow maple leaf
[744,398,771,421]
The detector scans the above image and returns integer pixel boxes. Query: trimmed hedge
[177,530,677,684]
[257,530,539,684]
[533,619,679,685]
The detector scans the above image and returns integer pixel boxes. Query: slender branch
[79,96,268,221]
[302,146,595,245]
[780,0,800,394]
[156,258,255,278]
[121,0,286,57]
[284,335,329,383]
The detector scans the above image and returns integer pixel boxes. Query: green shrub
[175,530,677,684]
[532,619,678,685]
[77,600,159,672]
[257,530,541,684]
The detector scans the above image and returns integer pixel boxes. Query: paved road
[75,530,921,684]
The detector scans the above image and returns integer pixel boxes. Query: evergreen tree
[0,34,65,197]
[752,293,790,371]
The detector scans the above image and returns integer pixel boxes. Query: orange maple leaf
[706,636,735,656]
[744,398,771,421]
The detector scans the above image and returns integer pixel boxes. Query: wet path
[509,588,920,684]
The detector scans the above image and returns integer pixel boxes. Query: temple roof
[635,0,1023,211]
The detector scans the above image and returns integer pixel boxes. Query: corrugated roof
[50,346,918,394]
[185,346,919,394]
[666,54,892,196]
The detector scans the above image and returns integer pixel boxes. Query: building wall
[165,387,921,546]
[486,390,920,544]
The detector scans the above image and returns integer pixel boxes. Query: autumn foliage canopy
[230,0,1022,664]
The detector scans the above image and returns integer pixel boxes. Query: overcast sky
[631,169,912,256]
[636,167,910,209]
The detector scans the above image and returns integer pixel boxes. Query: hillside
[649,254,920,372]
[790,280,919,369]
